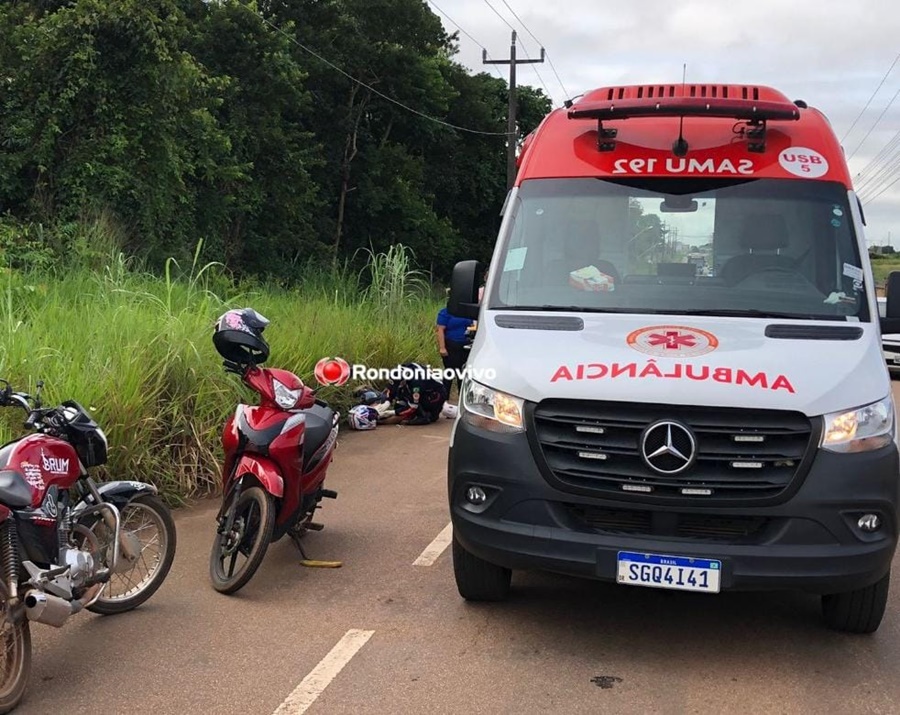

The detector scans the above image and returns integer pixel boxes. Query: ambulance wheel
[452,536,511,602]
[821,570,890,634]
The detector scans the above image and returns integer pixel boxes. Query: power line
[846,86,900,162]
[516,42,555,104]
[841,52,900,143]
[498,0,570,99]
[856,130,900,191]
[244,3,511,137]
[426,0,505,81]
[859,151,900,200]
[482,0,516,32]
[481,0,555,104]
[862,168,900,205]
[857,126,900,179]
[860,154,900,202]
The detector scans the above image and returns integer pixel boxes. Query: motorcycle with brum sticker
[0,379,176,713]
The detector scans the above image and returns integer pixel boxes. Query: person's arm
[436,325,448,356]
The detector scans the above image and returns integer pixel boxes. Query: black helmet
[358,390,385,406]
[213,308,270,365]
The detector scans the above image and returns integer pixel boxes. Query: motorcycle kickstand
[290,527,342,569]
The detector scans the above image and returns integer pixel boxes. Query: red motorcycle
[209,308,340,594]
[0,379,176,713]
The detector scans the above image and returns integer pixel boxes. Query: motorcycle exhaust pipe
[23,584,102,628]
[24,590,73,628]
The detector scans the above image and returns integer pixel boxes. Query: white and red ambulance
[448,83,900,633]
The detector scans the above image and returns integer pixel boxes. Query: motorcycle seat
[303,402,336,468]
[0,469,34,508]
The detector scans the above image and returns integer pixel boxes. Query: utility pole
[484,31,545,189]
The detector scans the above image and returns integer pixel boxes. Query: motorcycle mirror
[34,380,44,408]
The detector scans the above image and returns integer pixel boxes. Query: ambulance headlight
[461,380,525,433]
[821,396,895,453]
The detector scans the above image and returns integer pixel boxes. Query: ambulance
[447,83,900,633]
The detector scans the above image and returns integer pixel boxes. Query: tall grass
[0,238,442,504]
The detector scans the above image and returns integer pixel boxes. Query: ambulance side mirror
[448,260,484,319]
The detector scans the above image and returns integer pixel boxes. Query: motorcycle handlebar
[0,379,38,412]
[0,380,67,435]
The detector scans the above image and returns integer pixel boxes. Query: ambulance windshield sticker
[504,247,527,272]
[843,262,864,293]
[843,263,864,282]
[627,325,718,358]
[778,147,829,178]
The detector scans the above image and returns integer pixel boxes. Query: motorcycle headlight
[273,379,302,410]
[821,395,896,453]
[461,380,525,433]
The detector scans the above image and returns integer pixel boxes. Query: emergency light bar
[567,96,801,122]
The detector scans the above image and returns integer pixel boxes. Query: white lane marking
[413,522,453,566]
[272,629,374,715]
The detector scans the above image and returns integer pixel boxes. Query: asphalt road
[17,385,900,715]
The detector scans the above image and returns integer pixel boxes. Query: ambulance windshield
[492,178,868,321]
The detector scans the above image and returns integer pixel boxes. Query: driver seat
[720,213,795,285]
[547,218,621,286]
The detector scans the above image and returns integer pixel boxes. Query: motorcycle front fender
[230,455,285,499]
[71,480,159,517]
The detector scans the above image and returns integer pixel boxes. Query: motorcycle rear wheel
[209,486,275,595]
[0,584,31,714]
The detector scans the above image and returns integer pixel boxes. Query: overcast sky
[428,0,900,247]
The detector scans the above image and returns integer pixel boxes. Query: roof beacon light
[568,84,802,154]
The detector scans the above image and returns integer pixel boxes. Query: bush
[0,236,441,504]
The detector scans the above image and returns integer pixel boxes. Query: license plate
[617,551,721,593]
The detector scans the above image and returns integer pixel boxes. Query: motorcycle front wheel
[81,495,178,615]
[0,584,31,714]
[209,486,275,595]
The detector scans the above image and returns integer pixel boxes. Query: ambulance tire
[821,570,890,634]
[452,536,511,602]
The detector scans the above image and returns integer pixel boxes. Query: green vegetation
[0,0,551,282]
[0,234,441,504]
[869,252,900,288]
[0,1,553,503]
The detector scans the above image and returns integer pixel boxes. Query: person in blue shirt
[436,304,473,399]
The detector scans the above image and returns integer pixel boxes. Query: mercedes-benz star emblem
[641,421,697,475]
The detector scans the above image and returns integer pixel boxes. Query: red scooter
[208,309,340,594]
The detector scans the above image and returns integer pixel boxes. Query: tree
[0,0,554,281]
[0,0,247,265]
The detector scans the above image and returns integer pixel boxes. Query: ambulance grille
[531,400,815,504]
[565,506,771,543]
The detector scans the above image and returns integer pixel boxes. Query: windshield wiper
[669,308,841,320]
[499,306,649,314]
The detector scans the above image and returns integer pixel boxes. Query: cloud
[431,0,900,245]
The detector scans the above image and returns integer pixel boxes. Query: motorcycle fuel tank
[0,434,81,508]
